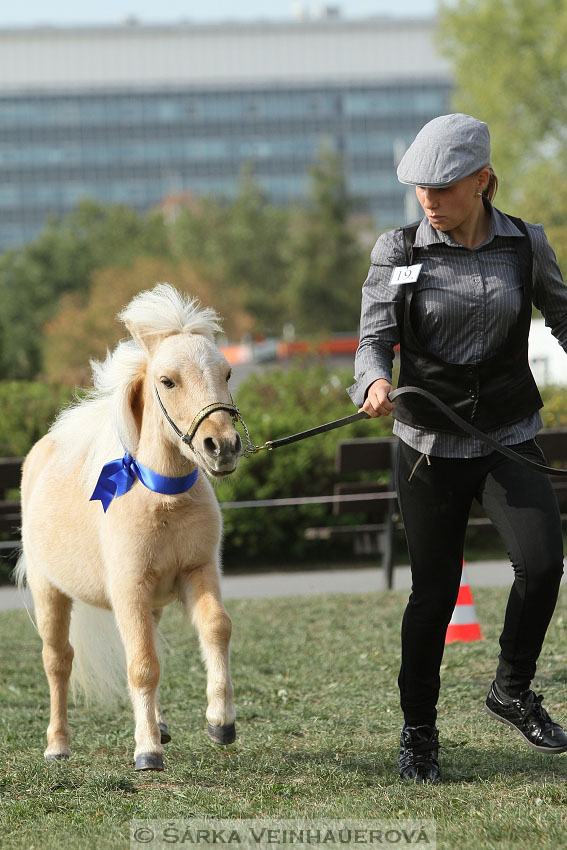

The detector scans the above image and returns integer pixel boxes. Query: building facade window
[0,79,450,250]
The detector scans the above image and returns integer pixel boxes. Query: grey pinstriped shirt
[348,204,567,457]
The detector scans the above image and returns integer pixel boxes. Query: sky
[0,1,440,27]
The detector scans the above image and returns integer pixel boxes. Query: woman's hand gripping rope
[359,378,395,418]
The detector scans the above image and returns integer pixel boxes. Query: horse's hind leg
[151,608,171,745]
[28,570,74,761]
[183,568,236,744]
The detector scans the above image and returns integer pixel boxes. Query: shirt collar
[413,201,524,249]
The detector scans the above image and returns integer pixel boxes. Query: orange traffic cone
[445,564,483,643]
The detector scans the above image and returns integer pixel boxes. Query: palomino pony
[17,284,242,771]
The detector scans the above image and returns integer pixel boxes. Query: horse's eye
[160,377,175,389]
[226,370,232,382]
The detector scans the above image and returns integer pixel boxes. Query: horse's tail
[12,553,40,635]
[69,603,128,705]
[15,554,156,705]
[13,551,27,590]
[14,551,125,703]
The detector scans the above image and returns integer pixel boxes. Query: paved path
[220,560,520,599]
[1,559,552,612]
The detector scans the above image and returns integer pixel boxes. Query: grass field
[1,584,567,850]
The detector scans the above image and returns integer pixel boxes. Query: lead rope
[243,385,567,478]
[153,382,567,476]
[243,410,368,453]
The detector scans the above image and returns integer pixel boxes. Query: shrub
[0,382,74,458]
[540,384,567,429]
[217,373,567,567]
[0,382,75,582]
[216,363,393,566]
[2,373,567,578]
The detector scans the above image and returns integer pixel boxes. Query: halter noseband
[154,384,257,456]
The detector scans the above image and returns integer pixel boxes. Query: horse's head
[150,332,242,477]
[121,285,242,478]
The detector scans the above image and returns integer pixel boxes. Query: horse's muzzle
[201,432,242,476]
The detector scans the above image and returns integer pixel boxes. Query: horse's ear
[123,320,167,357]
[115,370,145,453]
[128,374,145,439]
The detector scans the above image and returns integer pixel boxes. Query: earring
[475,191,482,198]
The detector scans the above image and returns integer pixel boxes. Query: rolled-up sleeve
[530,223,567,352]
[347,229,405,407]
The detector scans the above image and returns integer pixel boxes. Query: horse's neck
[136,415,197,478]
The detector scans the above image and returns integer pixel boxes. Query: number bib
[390,263,422,285]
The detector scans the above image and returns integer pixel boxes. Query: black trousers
[396,438,564,727]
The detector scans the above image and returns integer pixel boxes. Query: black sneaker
[398,724,441,783]
[485,680,567,754]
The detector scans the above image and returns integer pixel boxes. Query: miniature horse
[17,284,241,770]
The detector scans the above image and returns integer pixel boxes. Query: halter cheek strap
[154,384,252,453]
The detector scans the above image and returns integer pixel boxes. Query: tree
[1,159,372,383]
[171,167,291,336]
[0,225,93,378]
[223,167,291,334]
[42,256,253,385]
[439,0,567,234]
[515,159,567,273]
[0,202,171,379]
[285,150,368,334]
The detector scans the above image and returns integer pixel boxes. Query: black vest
[393,215,543,435]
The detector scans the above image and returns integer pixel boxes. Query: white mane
[49,284,223,490]
[119,283,222,342]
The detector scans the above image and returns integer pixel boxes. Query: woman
[348,113,567,783]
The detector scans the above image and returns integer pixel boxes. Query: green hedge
[1,373,567,580]
[216,363,393,565]
[0,382,75,583]
[0,381,74,458]
[540,384,567,429]
[0,368,383,578]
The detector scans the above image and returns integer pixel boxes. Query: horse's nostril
[203,437,219,457]
[203,433,241,460]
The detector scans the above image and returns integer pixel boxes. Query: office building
[0,15,451,250]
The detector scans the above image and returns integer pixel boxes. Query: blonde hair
[482,165,498,202]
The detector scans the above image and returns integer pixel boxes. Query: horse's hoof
[135,753,164,771]
[207,722,236,745]
[159,721,171,745]
[45,753,70,762]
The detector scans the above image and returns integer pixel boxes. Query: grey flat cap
[397,113,491,187]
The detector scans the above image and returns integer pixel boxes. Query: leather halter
[153,384,254,455]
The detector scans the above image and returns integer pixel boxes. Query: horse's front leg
[110,581,163,771]
[183,566,236,744]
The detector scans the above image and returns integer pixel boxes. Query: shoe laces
[402,727,440,756]
[515,691,553,728]
[407,739,439,756]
